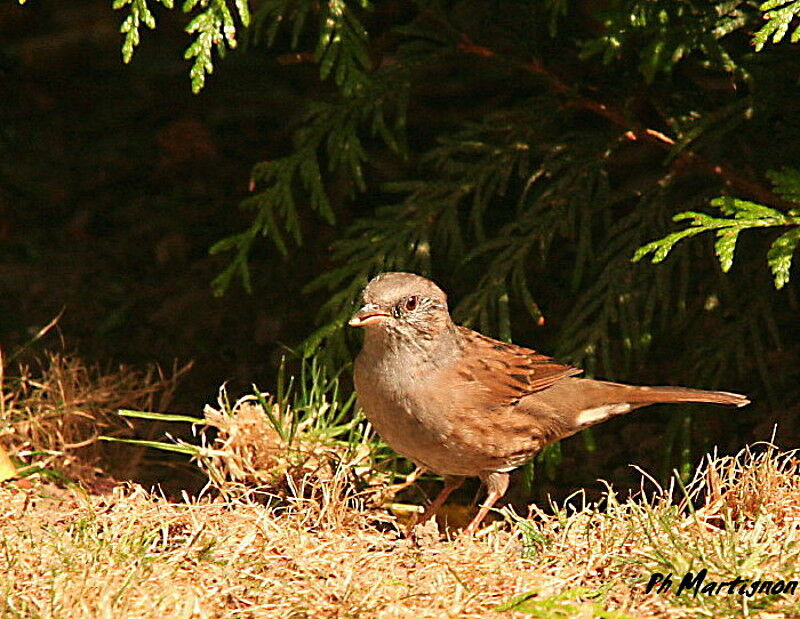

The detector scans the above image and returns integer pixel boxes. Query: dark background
[0,0,330,401]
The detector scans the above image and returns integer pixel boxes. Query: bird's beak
[348,304,391,327]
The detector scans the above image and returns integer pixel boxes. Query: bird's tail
[564,380,749,434]
[613,383,750,408]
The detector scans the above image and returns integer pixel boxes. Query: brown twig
[457,35,791,210]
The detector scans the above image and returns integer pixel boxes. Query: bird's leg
[465,471,510,533]
[418,475,464,524]
[386,466,425,495]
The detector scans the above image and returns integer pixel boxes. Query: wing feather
[455,326,582,408]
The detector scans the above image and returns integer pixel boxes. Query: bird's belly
[356,380,527,476]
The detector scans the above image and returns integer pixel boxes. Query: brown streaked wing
[454,326,582,407]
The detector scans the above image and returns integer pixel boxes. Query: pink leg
[418,475,464,524]
[465,471,510,533]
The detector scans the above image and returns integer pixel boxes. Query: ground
[2,446,799,618]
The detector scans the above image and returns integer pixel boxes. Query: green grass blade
[99,436,200,455]
[118,409,206,424]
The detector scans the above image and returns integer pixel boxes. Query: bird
[348,272,749,533]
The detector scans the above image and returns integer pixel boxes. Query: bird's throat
[362,321,461,371]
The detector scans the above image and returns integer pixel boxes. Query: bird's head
[349,272,452,344]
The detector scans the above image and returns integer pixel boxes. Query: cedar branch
[457,35,792,211]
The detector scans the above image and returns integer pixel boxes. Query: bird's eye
[404,296,419,311]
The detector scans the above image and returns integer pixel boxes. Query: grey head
[348,272,454,348]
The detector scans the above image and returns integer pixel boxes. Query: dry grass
[1,354,799,618]
[0,351,190,484]
[195,388,378,500]
[504,445,800,617]
[1,444,799,618]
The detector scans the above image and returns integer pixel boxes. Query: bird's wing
[454,326,582,408]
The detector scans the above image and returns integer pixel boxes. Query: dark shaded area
[0,0,332,403]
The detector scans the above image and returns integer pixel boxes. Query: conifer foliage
[98,1,799,397]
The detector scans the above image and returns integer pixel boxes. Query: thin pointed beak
[348,304,391,327]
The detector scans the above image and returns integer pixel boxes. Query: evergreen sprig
[633,172,800,289]
[754,0,800,50]
[249,0,372,95]
[184,0,251,93]
[111,0,374,94]
[112,0,250,92]
[316,0,373,95]
[113,0,175,63]
[580,0,751,82]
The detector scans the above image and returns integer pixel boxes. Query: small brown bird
[349,272,749,533]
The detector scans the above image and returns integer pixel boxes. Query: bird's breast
[353,351,469,472]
